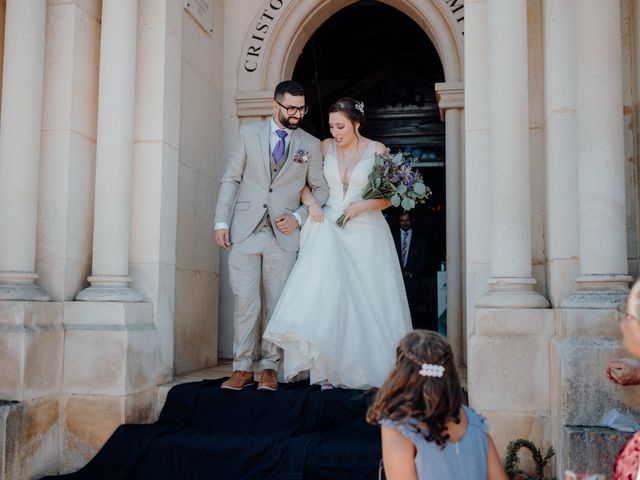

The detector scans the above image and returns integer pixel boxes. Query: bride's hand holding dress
[341,198,392,224]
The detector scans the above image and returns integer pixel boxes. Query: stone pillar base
[476,277,549,308]
[63,301,156,395]
[560,274,633,309]
[0,397,61,480]
[468,308,554,468]
[0,272,49,301]
[75,275,142,302]
[480,411,548,474]
[59,301,158,473]
[552,335,640,474]
[0,301,63,401]
[551,305,639,474]
[61,389,157,473]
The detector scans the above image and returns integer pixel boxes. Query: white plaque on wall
[184,0,214,34]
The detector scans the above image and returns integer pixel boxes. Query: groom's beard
[278,112,301,130]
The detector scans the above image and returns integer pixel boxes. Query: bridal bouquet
[336,150,431,227]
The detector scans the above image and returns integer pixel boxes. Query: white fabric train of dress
[263,140,412,389]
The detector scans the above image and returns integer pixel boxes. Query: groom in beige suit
[214,81,328,392]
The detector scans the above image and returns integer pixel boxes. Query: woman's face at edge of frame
[329,111,359,147]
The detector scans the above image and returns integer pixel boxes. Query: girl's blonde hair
[366,330,463,447]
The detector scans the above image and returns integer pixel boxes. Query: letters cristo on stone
[244,0,289,73]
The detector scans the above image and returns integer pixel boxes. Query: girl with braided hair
[367,330,507,480]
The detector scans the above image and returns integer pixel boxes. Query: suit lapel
[274,129,300,182]
[258,121,272,182]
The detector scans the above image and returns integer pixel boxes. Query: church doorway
[292,0,446,331]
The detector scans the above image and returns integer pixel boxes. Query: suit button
[263,204,267,208]
[269,188,273,192]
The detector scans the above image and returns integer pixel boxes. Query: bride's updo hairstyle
[367,330,463,449]
[329,97,366,131]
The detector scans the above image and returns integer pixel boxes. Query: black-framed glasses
[618,304,640,324]
[275,100,309,116]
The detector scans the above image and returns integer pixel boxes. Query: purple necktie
[273,129,287,164]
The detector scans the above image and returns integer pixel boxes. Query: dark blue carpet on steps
[43,379,382,480]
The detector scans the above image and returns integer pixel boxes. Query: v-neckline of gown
[334,140,374,199]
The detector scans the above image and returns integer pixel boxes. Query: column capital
[435,81,464,121]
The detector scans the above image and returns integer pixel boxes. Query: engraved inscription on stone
[243,0,289,73]
[184,0,214,33]
[444,0,464,30]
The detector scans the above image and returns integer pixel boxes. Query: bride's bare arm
[301,185,316,206]
[301,185,324,222]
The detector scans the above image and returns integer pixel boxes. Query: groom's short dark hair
[274,80,305,100]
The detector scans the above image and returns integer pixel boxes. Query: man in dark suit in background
[393,212,428,329]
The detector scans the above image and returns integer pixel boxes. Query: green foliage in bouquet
[336,151,431,227]
[503,439,556,480]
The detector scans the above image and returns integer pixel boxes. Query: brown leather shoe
[221,371,254,390]
[257,369,278,391]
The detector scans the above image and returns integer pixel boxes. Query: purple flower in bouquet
[336,149,431,227]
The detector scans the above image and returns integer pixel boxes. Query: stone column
[477,0,548,308]
[436,82,464,364]
[564,0,631,305]
[464,0,492,318]
[543,0,579,306]
[76,0,141,302]
[0,0,49,301]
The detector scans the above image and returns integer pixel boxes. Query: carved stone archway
[236,0,464,116]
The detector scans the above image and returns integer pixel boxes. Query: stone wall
[174,0,224,375]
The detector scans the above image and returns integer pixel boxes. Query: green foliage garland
[503,439,556,480]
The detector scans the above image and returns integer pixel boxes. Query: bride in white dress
[263,97,412,390]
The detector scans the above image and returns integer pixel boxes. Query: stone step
[156,360,238,417]
[157,361,469,417]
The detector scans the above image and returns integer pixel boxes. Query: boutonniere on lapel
[293,150,310,164]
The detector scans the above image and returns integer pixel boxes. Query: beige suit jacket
[214,119,329,252]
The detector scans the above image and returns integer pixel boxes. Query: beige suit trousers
[228,225,297,372]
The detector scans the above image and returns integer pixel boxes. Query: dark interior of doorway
[292,0,446,330]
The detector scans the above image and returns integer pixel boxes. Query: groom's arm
[214,128,247,229]
[294,140,328,225]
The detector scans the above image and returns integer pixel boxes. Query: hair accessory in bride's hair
[354,100,365,114]
[419,363,445,378]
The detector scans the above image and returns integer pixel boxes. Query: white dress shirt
[269,117,292,154]
[214,117,300,231]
